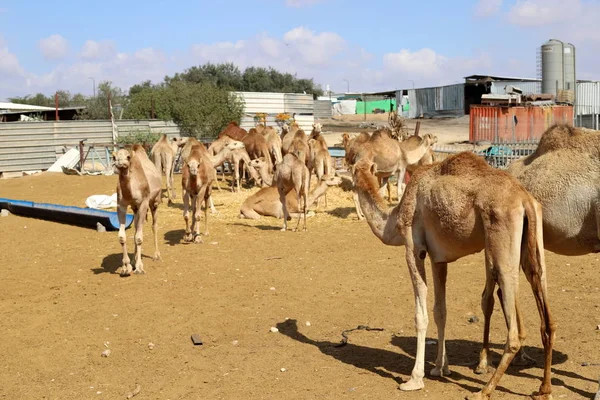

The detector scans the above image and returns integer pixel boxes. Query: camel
[281,121,301,155]
[217,121,247,141]
[274,153,310,232]
[181,144,215,243]
[255,123,283,166]
[352,151,555,400]
[113,144,162,276]
[349,128,436,220]
[239,175,342,220]
[242,128,273,174]
[208,135,260,191]
[307,138,334,208]
[150,134,181,204]
[472,124,600,375]
[248,157,274,186]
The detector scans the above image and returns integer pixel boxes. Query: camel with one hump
[208,135,261,191]
[471,123,600,377]
[239,175,341,220]
[352,151,555,400]
[113,144,162,276]
[255,123,283,165]
[281,121,301,155]
[274,153,310,232]
[181,140,244,243]
[150,134,182,204]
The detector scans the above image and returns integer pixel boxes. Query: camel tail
[521,197,555,391]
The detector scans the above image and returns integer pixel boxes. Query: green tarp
[355,99,397,114]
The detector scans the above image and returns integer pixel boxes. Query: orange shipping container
[469,105,573,143]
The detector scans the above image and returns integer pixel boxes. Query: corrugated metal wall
[490,81,541,95]
[407,84,464,118]
[284,93,314,114]
[314,100,333,119]
[239,115,314,133]
[0,120,185,174]
[575,82,600,124]
[236,91,315,132]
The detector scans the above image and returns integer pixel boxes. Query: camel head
[249,157,267,168]
[282,123,290,133]
[225,140,245,151]
[352,158,377,180]
[312,122,322,133]
[324,175,342,186]
[187,159,200,176]
[113,148,132,171]
[423,133,438,146]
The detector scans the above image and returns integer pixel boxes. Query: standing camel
[274,153,310,232]
[352,152,555,400]
[150,134,181,204]
[255,123,283,166]
[281,122,301,155]
[113,145,162,276]
[473,124,600,376]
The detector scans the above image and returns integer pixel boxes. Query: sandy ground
[1,170,600,400]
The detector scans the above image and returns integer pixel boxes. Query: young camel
[352,152,555,400]
[473,124,600,374]
[150,134,181,204]
[182,145,214,243]
[248,157,274,186]
[113,145,162,276]
[274,153,310,232]
[239,175,341,220]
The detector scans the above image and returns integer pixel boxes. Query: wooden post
[55,92,59,121]
[414,121,421,136]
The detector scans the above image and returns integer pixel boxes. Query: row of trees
[8,63,323,138]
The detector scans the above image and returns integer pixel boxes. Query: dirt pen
[1,170,599,399]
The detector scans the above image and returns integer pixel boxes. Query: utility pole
[343,79,350,93]
[88,77,96,97]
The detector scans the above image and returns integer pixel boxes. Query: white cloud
[508,0,577,26]
[79,40,117,61]
[0,36,25,76]
[285,0,325,7]
[38,34,69,60]
[474,0,502,16]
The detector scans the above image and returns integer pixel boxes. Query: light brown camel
[274,153,310,232]
[352,152,555,400]
[113,144,162,276]
[248,157,274,187]
[217,121,247,141]
[181,144,214,243]
[243,128,273,174]
[395,133,438,199]
[255,123,283,165]
[150,134,181,204]
[473,124,600,375]
[209,135,251,190]
[239,175,341,219]
[281,121,301,155]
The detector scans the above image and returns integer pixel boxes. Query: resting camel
[352,151,554,400]
[150,134,181,204]
[281,122,300,155]
[239,175,341,220]
[274,153,310,232]
[472,124,600,375]
[113,144,162,276]
[255,123,283,165]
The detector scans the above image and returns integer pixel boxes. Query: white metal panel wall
[239,115,314,133]
[576,81,600,116]
[234,92,285,114]
[490,81,542,95]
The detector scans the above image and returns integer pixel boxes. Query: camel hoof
[193,235,203,244]
[183,233,193,242]
[530,393,552,400]
[203,231,209,236]
[430,366,451,377]
[465,392,489,400]
[134,268,146,275]
[398,379,424,392]
[153,253,161,261]
[474,363,490,375]
[120,264,133,277]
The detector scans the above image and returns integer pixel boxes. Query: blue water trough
[0,197,134,231]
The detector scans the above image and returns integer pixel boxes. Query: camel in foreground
[469,124,600,375]
[150,134,181,204]
[274,153,310,232]
[113,145,162,276]
[182,144,215,243]
[239,175,341,220]
[352,152,555,400]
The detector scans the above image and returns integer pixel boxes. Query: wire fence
[432,141,538,170]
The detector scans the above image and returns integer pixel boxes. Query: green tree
[124,83,173,120]
[168,81,245,138]
[77,81,127,120]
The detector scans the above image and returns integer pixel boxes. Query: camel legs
[203,194,210,237]
[352,190,365,220]
[165,153,176,204]
[399,245,428,392]
[150,201,161,261]
[191,187,206,244]
[117,203,133,277]
[430,261,450,377]
[132,201,149,275]
[279,187,290,231]
[475,269,497,374]
[183,189,193,242]
[397,168,407,201]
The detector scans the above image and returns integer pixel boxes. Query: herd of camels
[111,119,600,400]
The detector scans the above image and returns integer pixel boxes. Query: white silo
[563,42,576,92]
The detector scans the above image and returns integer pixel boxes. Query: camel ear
[369,163,377,175]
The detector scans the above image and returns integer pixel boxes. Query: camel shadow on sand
[276,319,594,398]
[94,253,154,275]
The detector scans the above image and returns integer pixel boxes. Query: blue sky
[1,0,599,100]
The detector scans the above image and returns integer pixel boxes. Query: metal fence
[432,142,538,170]
[314,100,333,119]
[406,84,465,119]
